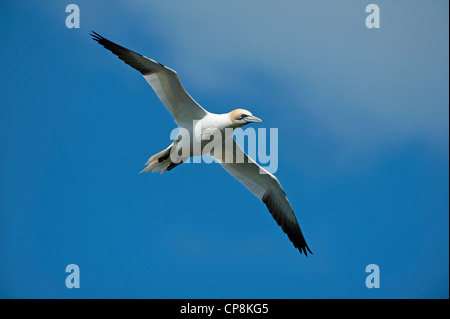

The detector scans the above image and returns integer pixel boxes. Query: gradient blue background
[0,0,448,298]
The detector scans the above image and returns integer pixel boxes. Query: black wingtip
[300,245,313,256]
[90,30,104,42]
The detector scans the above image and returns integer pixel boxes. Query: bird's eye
[240,114,248,119]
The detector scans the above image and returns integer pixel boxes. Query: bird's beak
[244,115,262,123]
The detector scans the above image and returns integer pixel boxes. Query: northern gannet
[91,32,312,256]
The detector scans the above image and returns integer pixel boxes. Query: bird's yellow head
[229,109,262,128]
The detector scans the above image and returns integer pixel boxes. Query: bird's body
[142,111,247,173]
[92,31,312,256]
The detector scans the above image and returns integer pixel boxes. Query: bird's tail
[139,144,183,174]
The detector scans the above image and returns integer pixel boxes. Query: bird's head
[229,109,262,128]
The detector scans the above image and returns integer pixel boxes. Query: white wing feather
[92,32,208,127]
[214,140,312,255]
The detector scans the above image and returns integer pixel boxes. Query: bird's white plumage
[144,71,208,128]
[92,32,311,255]
[215,140,270,198]
[91,31,207,127]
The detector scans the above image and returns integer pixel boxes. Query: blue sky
[0,0,448,298]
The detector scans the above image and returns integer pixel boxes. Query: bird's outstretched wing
[214,140,312,256]
[91,31,208,127]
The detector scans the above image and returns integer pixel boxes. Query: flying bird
[91,31,312,256]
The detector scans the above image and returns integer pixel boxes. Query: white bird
[92,32,312,256]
